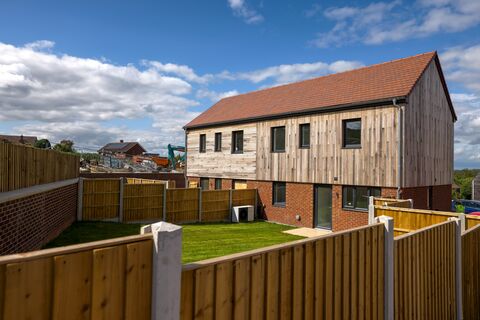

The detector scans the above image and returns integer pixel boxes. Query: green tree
[34,139,51,149]
[453,169,480,199]
[53,140,76,154]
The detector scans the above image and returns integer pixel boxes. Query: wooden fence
[394,220,457,319]
[126,177,175,188]
[0,234,154,320]
[181,223,386,320]
[79,178,257,224]
[462,224,480,320]
[0,141,79,192]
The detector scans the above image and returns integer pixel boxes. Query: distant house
[473,175,480,201]
[0,134,37,145]
[98,140,146,157]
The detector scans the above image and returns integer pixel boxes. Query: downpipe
[393,98,405,199]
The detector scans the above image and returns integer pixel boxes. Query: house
[184,52,456,231]
[473,175,480,201]
[98,140,146,157]
[0,134,37,145]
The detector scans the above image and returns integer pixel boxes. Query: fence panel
[462,224,480,320]
[373,197,399,206]
[166,188,200,223]
[465,215,480,230]
[123,184,165,222]
[82,179,120,220]
[202,190,230,222]
[0,235,153,320]
[394,220,456,319]
[181,223,385,319]
[0,141,79,192]
[232,189,256,207]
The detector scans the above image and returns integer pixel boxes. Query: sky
[0,0,479,168]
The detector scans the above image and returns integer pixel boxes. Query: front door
[314,185,332,229]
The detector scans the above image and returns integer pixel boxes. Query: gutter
[393,98,405,199]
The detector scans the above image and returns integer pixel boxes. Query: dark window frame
[199,134,206,153]
[342,186,381,211]
[231,130,244,154]
[214,178,222,190]
[200,178,209,190]
[271,126,286,153]
[299,123,310,149]
[342,118,362,149]
[214,132,222,152]
[272,182,287,207]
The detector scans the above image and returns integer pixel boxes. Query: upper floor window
[343,118,361,148]
[214,132,222,152]
[271,126,285,152]
[199,134,206,153]
[342,186,380,210]
[299,123,310,148]
[232,130,244,154]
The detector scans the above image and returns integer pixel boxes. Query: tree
[53,140,76,153]
[34,139,51,149]
[453,169,480,199]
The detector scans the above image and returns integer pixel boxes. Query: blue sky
[0,0,479,168]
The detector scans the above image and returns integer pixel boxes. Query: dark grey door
[314,185,332,229]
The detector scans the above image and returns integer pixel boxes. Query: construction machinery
[167,144,186,170]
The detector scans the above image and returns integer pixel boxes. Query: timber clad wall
[404,61,454,187]
[0,183,77,254]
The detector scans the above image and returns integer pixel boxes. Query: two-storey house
[184,52,456,231]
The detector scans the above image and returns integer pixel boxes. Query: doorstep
[283,227,331,238]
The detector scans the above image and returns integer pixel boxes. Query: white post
[163,184,167,222]
[198,188,202,222]
[408,198,414,208]
[458,213,466,233]
[77,177,84,221]
[368,196,375,225]
[375,215,394,320]
[141,222,182,320]
[448,217,463,320]
[118,178,124,223]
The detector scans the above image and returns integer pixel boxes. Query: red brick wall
[0,183,77,255]
[431,185,452,211]
[222,179,233,190]
[247,181,313,228]
[401,186,429,209]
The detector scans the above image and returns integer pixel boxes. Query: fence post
[198,188,202,223]
[448,217,463,320]
[368,196,375,224]
[118,178,124,223]
[141,222,182,320]
[375,215,394,320]
[408,198,414,208]
[77,177,83,221]
[229,189,233,222]
[458,213,466,233]
[163,183,167,222]
[254,189,258,219]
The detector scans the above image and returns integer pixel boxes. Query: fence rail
[0,141,79,192]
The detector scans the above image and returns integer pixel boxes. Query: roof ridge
[219,51,437,102]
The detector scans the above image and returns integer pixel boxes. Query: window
[343,118,361,148]
[200,178,209,190]
[299,123,310,148]
[342,186,380,210]
[232,130,244,154]
[214,132,222,152]
[271,126,285,152]
[273,182,286,206]
[215,178,222,190]
[233,180,247,189]
[199,134,206,153]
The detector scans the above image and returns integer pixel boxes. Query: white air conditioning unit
[232,205,254,222]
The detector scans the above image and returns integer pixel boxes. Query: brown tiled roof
[186,51,453,128]
[98,142,146,154]
[0,134,37,145]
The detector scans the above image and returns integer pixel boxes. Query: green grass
[45,221,304,263]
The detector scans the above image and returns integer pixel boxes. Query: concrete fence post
[375,215,394,320]
[118,178,124,223]
[229,189,233,222]
[163,183,167,222]
[77,177,84,221]
[408,198,414,208]
[458,213,466,233]
[448,217,463,320]
[141,222,182,320]
[198,188,203,223]
[368,196,375,225]
[254,189,258,219]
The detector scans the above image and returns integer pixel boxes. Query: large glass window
[214,132,222,152]
[232,130,244,154]
[199,134,206,153]
[215,178,222,190]
[273,182,286,206]
[299,123,310,148]
[200,178,209,190]
[343,118,361,148]
[271,126,286,152]
[342,186,380,210]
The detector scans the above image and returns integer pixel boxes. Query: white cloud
[228,0,264,24]
[311,0,480,47]
[24,40,55,51]
[196,89,239,102]
[145,61,213,84]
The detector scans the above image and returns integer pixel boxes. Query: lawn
[45,221,304,263]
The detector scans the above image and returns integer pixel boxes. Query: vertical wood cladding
[404,60,454,187]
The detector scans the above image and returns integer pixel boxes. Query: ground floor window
[273,182,286,207]
[215,178,222,190]
[233,180,247,189]
[200,178,209,190]
[342,186,381,210]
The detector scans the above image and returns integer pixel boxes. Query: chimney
[120,139,124,143]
